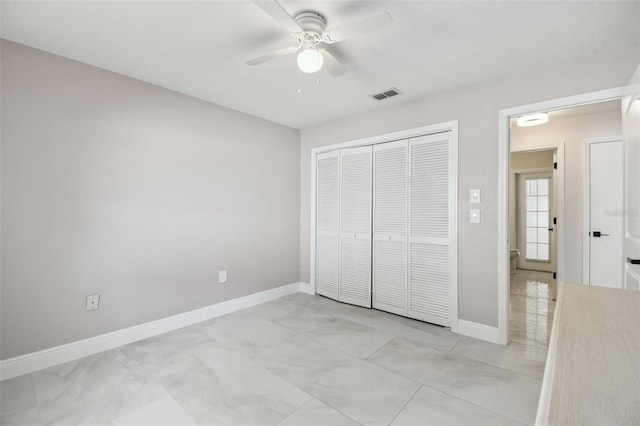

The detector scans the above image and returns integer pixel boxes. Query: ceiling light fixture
[296,35,323,73]
[516,113,549,127]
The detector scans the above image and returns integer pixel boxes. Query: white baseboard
[298,282,314,295]
[0,282,302,381]
[456,319,502,344]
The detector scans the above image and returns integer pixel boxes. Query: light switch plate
[470,209,481,224]
[219,270,227,284]
[470,189,481,204]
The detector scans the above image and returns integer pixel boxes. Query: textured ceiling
[2,1,639,129]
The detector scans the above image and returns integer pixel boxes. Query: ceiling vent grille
[371,88,401,101]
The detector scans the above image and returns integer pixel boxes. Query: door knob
[591,231,610,237]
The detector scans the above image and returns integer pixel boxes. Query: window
[525,178,550,261]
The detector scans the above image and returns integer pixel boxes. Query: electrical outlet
[86,294,100,311]
[219,270,227,284]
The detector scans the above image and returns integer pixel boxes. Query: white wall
[300,44,639,327]
[511,108,622,283]
[0,41,301,359]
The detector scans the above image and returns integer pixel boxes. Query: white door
[623,68,640,290]
[408,133,452,326]
[587,140,624,289]
[516,172,554,272]
[373,140,408,316]
[316,150,340,300]
[339,146,372,307]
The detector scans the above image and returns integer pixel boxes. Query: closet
[315,129,455,327]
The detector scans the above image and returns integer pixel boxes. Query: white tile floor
[0,270,555,426]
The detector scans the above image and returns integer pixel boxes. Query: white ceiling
[2,1,639,129]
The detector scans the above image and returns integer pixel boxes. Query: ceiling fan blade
[253,0,301,33]
[324,11,393,43]
[245,46,298,66]
[320,49,347,77]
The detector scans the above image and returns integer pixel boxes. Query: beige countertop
[536,282,640,426]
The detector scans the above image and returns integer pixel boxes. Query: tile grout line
[385,384,423,426]
[417,382,529,426]
[30,373,45,426]
[448,337,462,353]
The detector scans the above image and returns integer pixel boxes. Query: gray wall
[300,44,640,327]
[1,41,301,359]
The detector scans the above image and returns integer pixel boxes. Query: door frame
[498,86,627,345]
[512,165,557,273]
[582,135,624,285]
[309,120,459,332]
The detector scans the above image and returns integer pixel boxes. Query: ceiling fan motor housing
[294,11,326,40]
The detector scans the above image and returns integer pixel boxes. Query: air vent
[372,88,401,101]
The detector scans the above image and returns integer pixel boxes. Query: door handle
[591,231,610,237]
[628,257,640,265]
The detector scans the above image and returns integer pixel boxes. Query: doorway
[498,88,627,345]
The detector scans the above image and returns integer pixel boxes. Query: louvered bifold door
[339,146,372,307]
[316,150,340,300]
[373,140,409,316]
[409,133,452,326]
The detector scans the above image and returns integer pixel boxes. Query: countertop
[535,282,640,425]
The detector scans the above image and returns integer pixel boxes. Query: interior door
[588,140,624,289]
[623,67,640,290]
[316,150,340,300]
[516,172,554,272]
[339,145,372,307]
[372,140,408,316]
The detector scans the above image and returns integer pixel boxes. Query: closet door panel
[339,146,372,307]
[373,140,408,316]
[410,243,449,322]
[409,133,451,326]
[316,150,340,300]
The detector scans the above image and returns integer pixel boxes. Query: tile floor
[1,270,555,426]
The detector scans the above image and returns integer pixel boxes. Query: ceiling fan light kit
[297,47,323,73]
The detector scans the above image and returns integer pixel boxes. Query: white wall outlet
[86,294,100,311]
[470,189,481,204]
[470,209,481,224]
[218,270,227,284]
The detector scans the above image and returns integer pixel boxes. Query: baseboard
[298,282,314,295]
[456,319,502,344]
[0,282,302,381]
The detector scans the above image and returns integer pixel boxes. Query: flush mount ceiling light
[516,113,549,127]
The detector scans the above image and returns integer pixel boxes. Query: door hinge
[553,162,557,169]
[553,272,557,279]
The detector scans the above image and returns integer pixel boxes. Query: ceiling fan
[246,0,393,76]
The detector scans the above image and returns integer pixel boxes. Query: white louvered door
[316,150,340,300]
[409,133,452,326]
[339,146,372,307]
[373,140,408,316]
